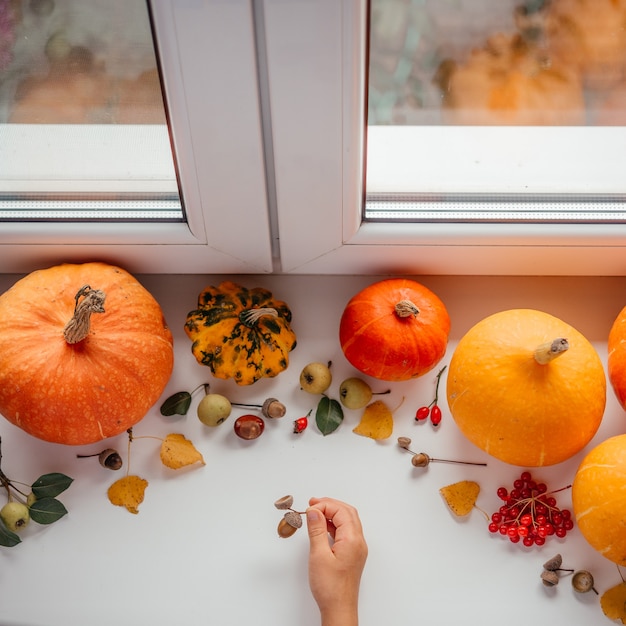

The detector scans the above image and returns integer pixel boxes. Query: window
[0,0,274,274]
[3,0,626,276]
[265,0,626,275]
[365,0,626,223]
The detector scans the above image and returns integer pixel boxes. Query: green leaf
[0,519,21,547]
[31,473,73,499]
[29,497,68,525]
[160,391,192,416]
[315,396,344,436]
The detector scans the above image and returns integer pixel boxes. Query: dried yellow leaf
[352,400,394,440]
[439,480,480,516]
[160,433,205,469]
[107,475,148,514]
[601,582,626,623]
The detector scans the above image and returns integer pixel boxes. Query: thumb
[306,507,329,548]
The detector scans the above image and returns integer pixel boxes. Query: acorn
[277,518,298,538]
[274,495,294,510]
[262,398,286,419]
[541,570,560,587]
[77,448,123,470]
[572,570,598,594]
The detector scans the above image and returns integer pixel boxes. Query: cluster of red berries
[488,471,574,547]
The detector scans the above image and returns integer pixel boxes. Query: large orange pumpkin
[0,262,174,445]
[339,278,450,382]
[607,305,626,411]
[446,309,605,466]
[572,434,626,565]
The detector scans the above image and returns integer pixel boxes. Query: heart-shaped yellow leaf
[160,433,205,469]
[353,400,395,440]
[601,582,626,623]
[107,475,148,514]
[440,480,480,516]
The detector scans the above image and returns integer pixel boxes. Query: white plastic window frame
[0,0,274,275]
[265,0,626,276]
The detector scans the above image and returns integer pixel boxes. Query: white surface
[0,273,625,626]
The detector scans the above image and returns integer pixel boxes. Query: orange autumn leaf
[440,480,481,516]
[160,433,205,469]
[601,582,626,623]
[107,475,148,514]
[352,399,396,440]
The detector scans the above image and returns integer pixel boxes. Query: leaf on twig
[31,473,73,499]
[160,391,193,416]
[107,475,149,514]
[160,433,205,469]
[29,498,68,524]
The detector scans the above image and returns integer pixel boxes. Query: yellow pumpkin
[435,32,585,125]
[572,434,626,565]
[184,281,297,385]
[446,309,605,466]
[0,262,174,445]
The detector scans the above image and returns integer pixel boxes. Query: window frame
[0,0,274,275]
[265,0,626,276]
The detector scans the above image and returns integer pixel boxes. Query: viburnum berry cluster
[488,470,573,547]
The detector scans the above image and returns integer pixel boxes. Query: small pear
[197,393,232,427]
[300,362,332,394]
[0,501,30,532]
[339,377,373,409]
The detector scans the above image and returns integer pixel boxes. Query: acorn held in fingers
[397,437,487,468]
[77,448,123,470]
[274,495,306,538]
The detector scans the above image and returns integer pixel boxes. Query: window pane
[0,0,182,220]
[366,0,626,221]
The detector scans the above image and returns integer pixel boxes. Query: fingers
[308,497,363,534]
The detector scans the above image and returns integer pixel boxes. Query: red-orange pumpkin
[0,262,174,445]
[339,278,450,382]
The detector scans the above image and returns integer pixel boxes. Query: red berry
[415,406,430,422]
[497,487,508,500]
[415,406,430,421]
[430,405,442,426]
[293,416,309,434]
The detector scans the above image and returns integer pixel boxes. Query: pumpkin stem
[63,286,106,345]
[534,338,569,365]
[239,307,279,327]
[395,300,419,318]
